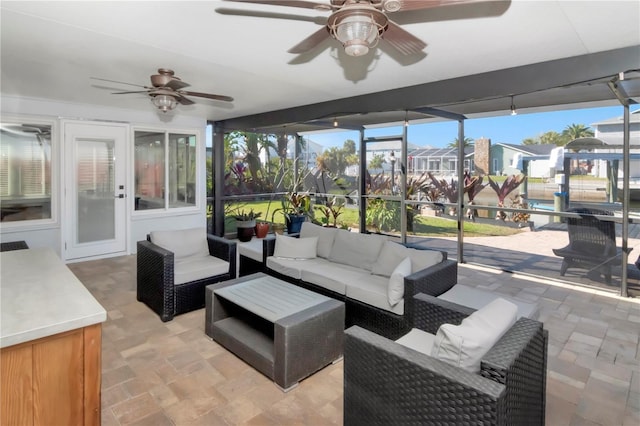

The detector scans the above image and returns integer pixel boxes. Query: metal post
[359,128,367,234]
[212,122,225,236]
[457,119,465,263]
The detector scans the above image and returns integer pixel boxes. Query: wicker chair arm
[136,239,175,321]
[207,234,237,278]
[404,258,457,298]
[411,292,474,334]
[345,325,506,425]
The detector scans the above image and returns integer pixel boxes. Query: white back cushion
[300,222,338,258]
[328,230,386,271]
[431,298,518,373]
[372,241,444,276]
[273,234,318,259]
[388,257,411,306]
[150,228,209,260]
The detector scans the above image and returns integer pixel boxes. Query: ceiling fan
[223,0,494,57]
[91,68,234,113]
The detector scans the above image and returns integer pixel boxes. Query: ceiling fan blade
[288,27,331,54]
[90,77,148,88]
[175,95,196,106]
[215,7,326,24]
[395,0,492,12]
[112,90,150,94]
[165,79,190,90]
[382,21,427,55]
[180,91,234,102]
[224,0,334,11]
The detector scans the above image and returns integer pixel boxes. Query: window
[0,122,52,222]
[134,130,197,211]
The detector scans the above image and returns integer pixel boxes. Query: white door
[64,121,128,260]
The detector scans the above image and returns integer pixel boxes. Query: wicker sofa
[137,228,236,322]
[344,293,548,425]
[264,223,458,340]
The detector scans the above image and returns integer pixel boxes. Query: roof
[591,109,640,126]
[495,143,557,156]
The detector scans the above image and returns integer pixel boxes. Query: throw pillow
[300,222,338,258]
[431,298,518,373]
[388,257,411,306]
[273,234,318,260]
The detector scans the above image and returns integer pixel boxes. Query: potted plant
[272,192,311,234]
[233,209,261,242]
[314,195,344,227]
[254,220,270,238]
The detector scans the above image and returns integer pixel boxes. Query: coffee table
[205,273,345,391]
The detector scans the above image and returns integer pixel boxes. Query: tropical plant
[562,123,594,141]
[427,172,458,215]
[447,137,474,148]
[314,196,344,227]
[369,153,386,169]
[232,208,261,222]
[487,174,526,220]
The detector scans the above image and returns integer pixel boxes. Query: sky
[303,105,639,149]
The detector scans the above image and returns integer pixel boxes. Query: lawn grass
[225,201,522,237]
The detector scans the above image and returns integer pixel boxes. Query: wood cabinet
[1,324,101,426]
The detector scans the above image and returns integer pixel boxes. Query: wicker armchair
[344,293,548,426]
[137,230,236,322]
[552,207,625,284]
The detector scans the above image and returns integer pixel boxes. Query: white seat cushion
[301,261,369,295]
[150,228,209,261]
[438,284,539,319]
[346,275,404,315]
[396,328,436,355]
[174,256,229,285]
[431,298,518,373]
[267,256,320,280]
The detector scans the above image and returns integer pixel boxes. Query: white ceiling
[1,0,639,128]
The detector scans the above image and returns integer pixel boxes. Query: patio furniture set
[135,224,548,423]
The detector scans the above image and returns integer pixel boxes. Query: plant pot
[254,222,269,238]
[272,223,286,235]
[285,214,306,234]
[236,220,255,242]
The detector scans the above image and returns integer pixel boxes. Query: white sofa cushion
[267,257,327,280]
[372,241,443,276]
[301,261,369,295]
[396,328,436,355]
[150,228,209,261]
[431,298,518,373]
[328,230,386,271]
[388,257,411,306]
[300,222,338,258]
[273,234,318,259]
[438,284,539,319]
[346,275,404,315]
[174,256,229,285]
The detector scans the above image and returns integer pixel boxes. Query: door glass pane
[134,131,165,210]
[0,122,52,222]
[76,139,115,243]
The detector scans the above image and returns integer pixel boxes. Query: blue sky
[305,105,639,149]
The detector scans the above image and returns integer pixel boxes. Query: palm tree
[447,137,474,149]
[562,123,594,142]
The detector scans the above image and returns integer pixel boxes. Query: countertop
[0,247,107,348]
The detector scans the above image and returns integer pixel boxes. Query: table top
[0,247,107,348]
[214,273,332,322]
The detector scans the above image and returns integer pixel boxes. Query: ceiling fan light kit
[329,9,387,57]
[152,94,178,113]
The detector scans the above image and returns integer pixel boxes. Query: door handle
[115,194,126,199]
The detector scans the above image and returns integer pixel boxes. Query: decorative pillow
[328,230,386,271]
[388,257,411,306]
[150,228,209,260]
[273,234,318,260]
[430,298,518,373]
[300,222,338,258]
[372,241,409,277]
